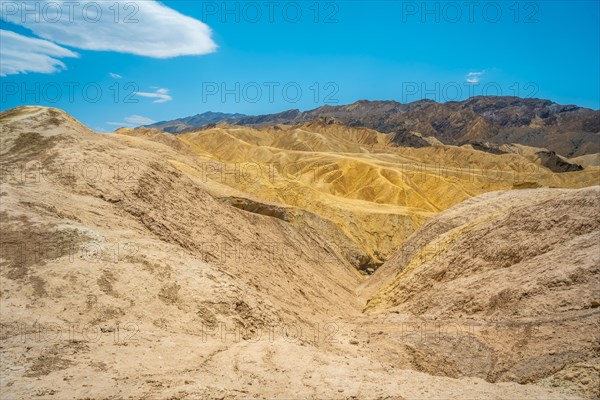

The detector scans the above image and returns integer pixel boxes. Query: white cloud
[124,115,156,125]
[0,29,78,76]
[1,0,217,58]
[109,72,123,79]
[106,114,156,128]
[107,121,135,127]
[465,71,484,84]
[135,88,172,103]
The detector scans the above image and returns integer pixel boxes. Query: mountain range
[147,96,600,159]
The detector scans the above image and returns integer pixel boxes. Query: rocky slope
[135,118,598,271]
[1,106,598,399]
[358,186,600,398]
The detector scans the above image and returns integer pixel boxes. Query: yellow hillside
[118,121,600,269]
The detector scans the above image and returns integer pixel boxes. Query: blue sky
[1,0,599,131]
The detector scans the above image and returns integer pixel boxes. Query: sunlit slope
[356,186,600,398]
[122,121,597,268]
[0,106,365,335]
[362,186,600,314]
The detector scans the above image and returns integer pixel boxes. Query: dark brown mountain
[148,111,246,133]
[146,96,599,157]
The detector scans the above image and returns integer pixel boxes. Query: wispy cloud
[109,72,123,79]
[0,29,78,76]
[107,114,157,128]
[134,88,173,103]
[107,121,135,127]
[125,115,156,125]
[465,71,484,84]
[1,0,217,58]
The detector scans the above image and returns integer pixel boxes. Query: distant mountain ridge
[149,111,246,133]
[146,96,600,157]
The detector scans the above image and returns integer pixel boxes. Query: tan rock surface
[1,106,598,399]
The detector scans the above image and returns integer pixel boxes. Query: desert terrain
[0,105,599,399]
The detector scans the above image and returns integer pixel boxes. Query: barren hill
[136,118,599,271]
[148,96,600,158]
[1,106,599,399]
[358,186,600,398]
